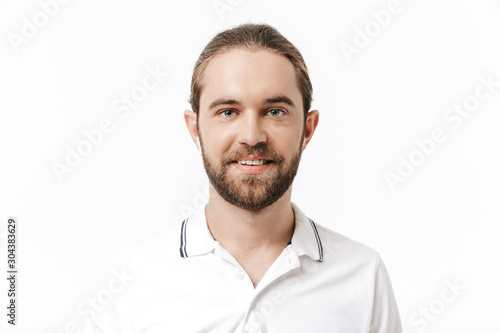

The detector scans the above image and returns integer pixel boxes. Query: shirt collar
[289,203,323,262]
[179,209,215,258]
[179,202,323,262]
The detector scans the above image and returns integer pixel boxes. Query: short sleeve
[370,257,402,333]
[82,254,137,333]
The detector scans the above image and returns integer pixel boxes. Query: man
[87,23,402,332]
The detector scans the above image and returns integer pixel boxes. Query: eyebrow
[264,95,295,107]
[208,95,295,111]
[208,98,241,111]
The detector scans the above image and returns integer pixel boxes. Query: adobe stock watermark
[51,64,169,182]
[409,277,466,332]
[178,182,209,219]
[58,264,134,333]
[385,74,499,191]
[7,0,73,54]
[340,0,403,63]
[212,0,244,20]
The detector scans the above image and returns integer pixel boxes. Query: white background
[1,0,499,332]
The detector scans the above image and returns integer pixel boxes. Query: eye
[220,109,236,118]
[267,108,286,117]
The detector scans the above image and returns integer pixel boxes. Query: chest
[125,257,373,333]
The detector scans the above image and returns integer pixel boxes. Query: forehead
[199,48,301,111]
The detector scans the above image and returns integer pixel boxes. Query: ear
[302,110,319,151]
[184,110,200,149]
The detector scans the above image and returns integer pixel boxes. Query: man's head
[189,23,313,120]
[184,23,319,211]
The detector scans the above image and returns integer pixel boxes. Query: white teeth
[237,159,267,165]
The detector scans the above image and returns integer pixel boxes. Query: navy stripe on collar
[179,218,189,258]
[308,218,323,262]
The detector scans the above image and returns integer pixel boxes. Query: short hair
[189,23,313,120]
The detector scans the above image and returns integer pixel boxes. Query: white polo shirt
[86,203,402,333]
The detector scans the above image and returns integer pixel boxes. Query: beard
[201,140,303,212]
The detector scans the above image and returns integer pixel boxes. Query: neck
[204,185,295,255]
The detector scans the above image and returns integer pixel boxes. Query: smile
[237,159,270,166]
[230,156,274,175]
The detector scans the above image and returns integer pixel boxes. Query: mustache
[221,144,284,165]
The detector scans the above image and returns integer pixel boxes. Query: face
[189,48,314,211]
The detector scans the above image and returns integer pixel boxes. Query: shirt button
[235,271,245,280]
[250,302,256,309]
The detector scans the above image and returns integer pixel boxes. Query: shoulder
[314,222,381,269]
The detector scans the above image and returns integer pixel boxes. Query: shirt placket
[238,246,301,333]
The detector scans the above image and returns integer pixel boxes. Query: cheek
[200,127,234,157]
[271,128,302,151]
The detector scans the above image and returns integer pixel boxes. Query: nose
[236,111,267,146]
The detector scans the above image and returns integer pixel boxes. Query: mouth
[230,155,273,165]
[230,156,274,174]
[234,159,272,166]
